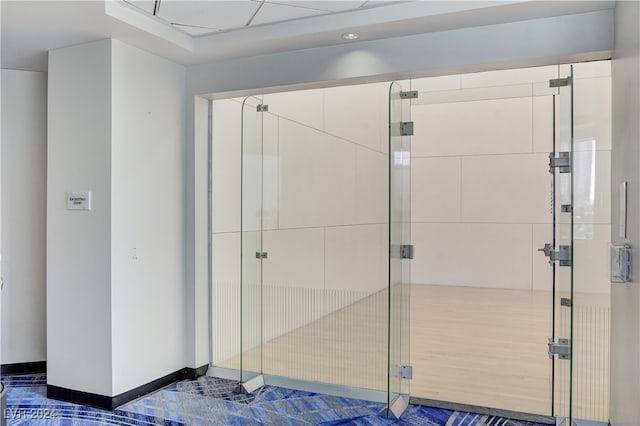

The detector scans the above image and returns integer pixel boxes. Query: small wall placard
[67,192,91,211]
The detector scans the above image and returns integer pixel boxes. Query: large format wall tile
[325,224,387,292]
[460,65,558,88]
[461,153,552,224]
[262,112,279,230]
[411,223,532,289]
[572,150,611,224]
[212,232,240,286]
[212,99,241,233]
[573,77,612,151]
[532,224,553,291]
[279,118,357,228]
[264,88,324,130]
[412,74,461,92]
[413,84,533,106]
[533,95,554,153]
[356,147,388,224]
[411,156,461,222]
[263,228,325,289]
[557,224,611,294]
[412,97,533,157]
[324,82,387,152]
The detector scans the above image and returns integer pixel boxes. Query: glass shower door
[388,81,412,418]
[552,66,574,424]
[240,96,265,390]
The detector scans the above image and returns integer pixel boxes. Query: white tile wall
[532,224,553,291]
[264,88,324,130]
[461,153,552,224]
[325,224,387,292]
[411,223,533,289]
[574,77,612,151]
[356,147,388,224]
[411,157,461,222]
[533,95,554,153]
[278,118,357,228]
[573,150,612,224]
[411,74,461,93]
[414,84,533,106]
[263,228,325,289]
[460,65,558,88]
[324,83,387,153]
[412,97,533,157]
[212,99,242,233]
[262,112,279,230]
[212,232,240,286]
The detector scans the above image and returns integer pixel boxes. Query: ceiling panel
[265,1,365,13]
[158,1,261,31]
[171,23,218,36]
[126,1,157,14]
[250,2,327,26]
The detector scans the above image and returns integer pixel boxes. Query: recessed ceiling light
[342,32,360,40]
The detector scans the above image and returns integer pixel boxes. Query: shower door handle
[538,243,552,257]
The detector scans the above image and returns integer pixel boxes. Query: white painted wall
[0,70,47,366]
[610,1,640,425]
[48,38,187,397]
[47,39,113,396]
[110,39,186,395]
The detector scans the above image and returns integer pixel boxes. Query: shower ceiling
[125,0,390,35]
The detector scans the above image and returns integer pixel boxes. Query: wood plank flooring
[216,284,609,421]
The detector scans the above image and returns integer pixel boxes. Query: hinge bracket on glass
[400,365,413,380]
[538,244,572,266]
[561,204,572,213]
[400,122,414,136]
[255,252,268,259]
[561,298,572,307]
[549,152,571,173]
[548,338,571,360]
[400,90,418,99]
[391,245,414,259]
[549,77,572,88]
[256,104,269,112]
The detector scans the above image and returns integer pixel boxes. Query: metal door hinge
[400,91,418,99]
[561,298,572,307]
[255,252,268,259]
[401,122,414,136]
[538,244,572,266]
[549,77,572,88]
[400,365,413,380]
[549,152,572,173]
[400,245,414,259]
[256,104,269,112]
[391,245,414,259]
[548,338,571,360]
[561,204,572,213]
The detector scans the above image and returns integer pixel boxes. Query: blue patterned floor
[3,374,546,426]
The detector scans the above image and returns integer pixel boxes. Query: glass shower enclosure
[211,81,414,417]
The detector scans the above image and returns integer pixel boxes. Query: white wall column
[47,38,187,405]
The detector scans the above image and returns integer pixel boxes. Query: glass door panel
[241,96,264,383]
[553,65,574,423]
[388,81,411,417]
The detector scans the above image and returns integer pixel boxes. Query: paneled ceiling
[125,0,389,36]
[0,1,616,72]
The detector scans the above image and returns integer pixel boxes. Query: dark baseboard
[1,361,46,376]
[182,364,209,380]
[47,364,210,410]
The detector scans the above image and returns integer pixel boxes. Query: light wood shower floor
[217,285,609,420]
